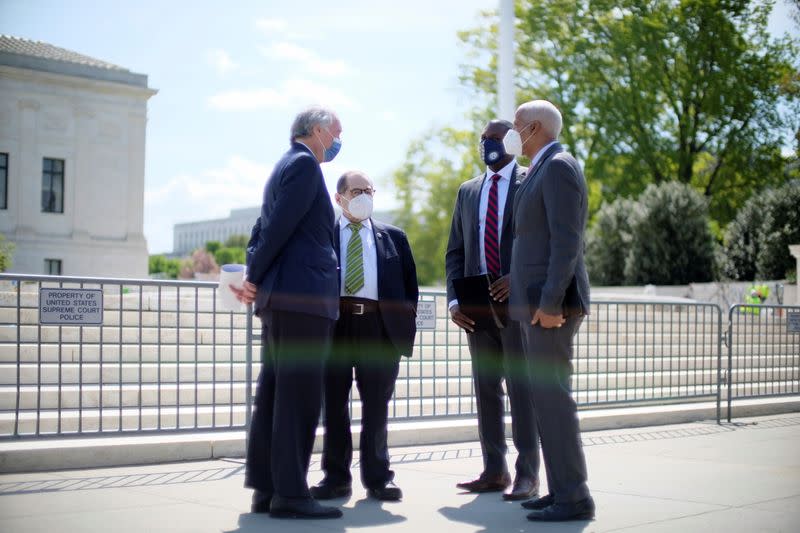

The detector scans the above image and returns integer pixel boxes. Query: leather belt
[340,297,379,316]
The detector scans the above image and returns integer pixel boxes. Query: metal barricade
[725,304,800,422]
[0,274,255,439]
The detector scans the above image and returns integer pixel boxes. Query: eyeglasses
[349,187,375,197]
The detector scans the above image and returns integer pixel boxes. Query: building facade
[0,35,156,278]
[173,207,261,256]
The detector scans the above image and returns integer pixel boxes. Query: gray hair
[517,100,563,139]
[290,106,337,141]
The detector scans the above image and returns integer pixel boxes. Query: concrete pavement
[1,413,798,532]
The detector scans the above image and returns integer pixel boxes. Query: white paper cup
[218,264,246,312]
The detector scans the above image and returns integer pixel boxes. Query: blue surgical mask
[324,137,342,162]
[480,138,507,165]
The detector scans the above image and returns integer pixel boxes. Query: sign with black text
[788,312,800,334]
[415,300,436,330]
[39,288,103,325]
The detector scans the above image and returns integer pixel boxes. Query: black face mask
[480,138,507,165]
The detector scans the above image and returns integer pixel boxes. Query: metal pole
[498,0,515,121]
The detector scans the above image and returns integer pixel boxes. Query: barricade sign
[788,312,800,334]
[416,300,437,330]
[39,288,103,325]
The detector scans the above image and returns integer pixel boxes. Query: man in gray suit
[505,100,594,521]
[445,119,541,501]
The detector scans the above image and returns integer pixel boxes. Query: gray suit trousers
[519,315,589,503]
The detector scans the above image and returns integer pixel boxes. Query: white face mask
[344,193,373,221]
[502,129,523,156]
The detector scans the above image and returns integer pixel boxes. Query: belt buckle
[353,303,365,315]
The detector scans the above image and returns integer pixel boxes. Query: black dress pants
[466,320,540,479]
[320,309,400,489]
[244,309,334,500]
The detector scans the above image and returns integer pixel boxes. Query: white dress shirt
[339,217,379,301]
[478,159,516,275]
[528,140,559,174]
[449,159,516,310]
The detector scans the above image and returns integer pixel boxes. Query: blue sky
[1,1,796,254]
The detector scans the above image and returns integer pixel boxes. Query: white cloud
[207,49,238,75]
[208,79,355,111]
[378,111,397,121]
[260,42,351,77]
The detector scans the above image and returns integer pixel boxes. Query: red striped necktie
[484,173,501,277]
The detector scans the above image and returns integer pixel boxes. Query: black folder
[453,274,508,331]
[526,276,583,318]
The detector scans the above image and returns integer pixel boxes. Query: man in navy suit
[233,107,343,519]
[310,170,418,502]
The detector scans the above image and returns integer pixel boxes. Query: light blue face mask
[324,137,342,162]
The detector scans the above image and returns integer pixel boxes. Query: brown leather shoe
[456,472,512,493]
[502,476,539,501]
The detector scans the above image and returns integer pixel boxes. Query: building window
[45,258,62,275]
[0,153,7,209]
[42,158,64,213]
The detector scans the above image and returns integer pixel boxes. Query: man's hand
[488,274,510,302]
[230,280,257,305]
[450,304,475,333]
[531,309,565,329]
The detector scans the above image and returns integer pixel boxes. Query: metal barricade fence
[725,304,800,422]
[3,272,797,440]
[0,274,254,439]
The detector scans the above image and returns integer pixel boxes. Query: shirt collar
[485,158,516,182]
[339,217,372,231]
[530,141,559,171]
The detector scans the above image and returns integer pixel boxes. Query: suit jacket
[445,163,525,304]
[247,142,339,320]
[508,143,590,323]
[334,218,419,357]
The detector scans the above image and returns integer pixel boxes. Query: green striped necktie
[344,222,364,295]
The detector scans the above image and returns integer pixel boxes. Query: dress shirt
[449,159,516,310]
[528,140,559,174]
[339,217,379,301]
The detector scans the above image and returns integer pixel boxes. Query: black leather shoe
[250,490,272,513]
[503,476,539,501]
[456,472,512,493]
[367,481,403,501]
[521,493,554,510]
[527,496,595,521]
[309,481,352,500]
[268,495,343,519]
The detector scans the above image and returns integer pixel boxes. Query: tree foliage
[585,198,634,285]
[723,180,800,280]
[459,0,800,224]
[623,182,716,284]
[148,255,182,279]
[0,234,15,272]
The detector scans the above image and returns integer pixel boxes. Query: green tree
[624,182,716,284]
[205,241,222,254]
[148,254,182,279]
[585,198,635,285]
[459,0,800,224]
[224,234,249,248]
[723,180,800,280]
[214,246,246,266]
[0,234,15,272]
[392,127,483,285]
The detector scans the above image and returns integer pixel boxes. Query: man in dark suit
[445,119,541,501]
[505,100,595,521]
[311,170,418,502]
[232,106,343,519]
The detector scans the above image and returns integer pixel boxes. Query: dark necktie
[484,173,501,277]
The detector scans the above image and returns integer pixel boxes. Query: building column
[16,98,40,238]
[71,105,94,240]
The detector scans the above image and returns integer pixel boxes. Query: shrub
[623,182,716,284]
[585,198,634,285]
